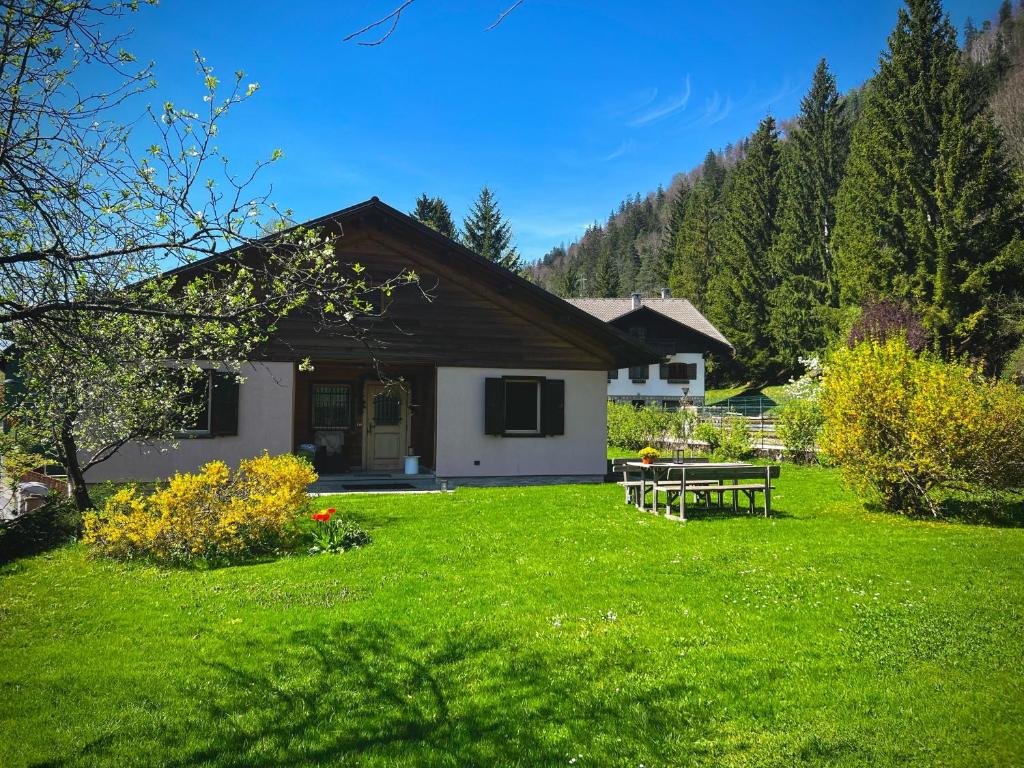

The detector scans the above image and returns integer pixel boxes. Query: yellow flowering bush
[820,337,1024,515]
[83,454,317,565]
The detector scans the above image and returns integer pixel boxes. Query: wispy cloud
[680,90,735,129]
[601,139,636,162]
[627,76,692,127]
[604,86,659,118]
[756,77,803,113]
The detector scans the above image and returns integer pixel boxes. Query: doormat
[340,483,418,491]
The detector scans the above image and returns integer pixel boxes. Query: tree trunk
[59,414,93,511]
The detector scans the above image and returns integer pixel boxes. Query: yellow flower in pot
[638,446,660,465]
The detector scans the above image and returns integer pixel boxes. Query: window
[661,400,680,412]
[179,374,211,433]
[312,384,352,429]
[176,370,240,436]
[628,326,647,341]
[372,392,401,425]
[607,368,620,381]
[484,377,565,437]
[660,362,698,382]
[629,365,648,382]
[504,380,540,434]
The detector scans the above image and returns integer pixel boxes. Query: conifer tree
[767,59,851,368]
[411,194,458,240]
[669,155,728,309]
[592,250,619,297]
[833,0,1022,360]
[708,115,784,381]
[462,186,521,272]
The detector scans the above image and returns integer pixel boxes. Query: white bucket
[404,455,420,475]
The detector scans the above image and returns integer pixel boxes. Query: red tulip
[326,508,336,517]
[312,512,330,522]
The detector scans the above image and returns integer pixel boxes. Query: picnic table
[619,460,780,520]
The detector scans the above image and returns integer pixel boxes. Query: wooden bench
[652,464,780,520]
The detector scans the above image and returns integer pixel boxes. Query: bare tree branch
[345,0,525,45]
[486,0,525,32]
[343,0,416,46]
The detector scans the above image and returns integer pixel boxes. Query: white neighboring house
[566,291,733,408]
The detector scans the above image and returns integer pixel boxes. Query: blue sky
[117,0,990,261]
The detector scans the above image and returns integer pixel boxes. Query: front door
[363,382,408,471]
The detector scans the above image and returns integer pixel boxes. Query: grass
[3,466,1024,766]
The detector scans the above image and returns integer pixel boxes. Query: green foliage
[462,186,521,271]
[410,194,458,240]
[768,59,851,370]
[606,402,675,450]
[777,399,824,463]
[820,337,1024,515]
[669,165,722,312]
[832,0,1023,364]
[0,495,80,563]
[708,116,783,382]
[309,508,372,554]
[692,416,753,461]
[774,358,825,463]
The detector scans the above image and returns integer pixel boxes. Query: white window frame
[503,378,542,436]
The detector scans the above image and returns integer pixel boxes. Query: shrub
[848,298,929,352]
[692,421,721,453]
[692,417,753,461]
[83,453,317,566]
[820,337,1024,515]
[776,358,824,463]
[716,416,753,461]
[0,494,80,563]
[606,402,675,450]
[776,399,824,463]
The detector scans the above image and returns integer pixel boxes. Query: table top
[624,461,752,469]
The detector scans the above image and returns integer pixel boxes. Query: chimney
[631,292,642,310]
[660,287,672,299]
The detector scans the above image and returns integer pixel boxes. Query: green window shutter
[659,362,669,379]
[541,379,565,436]
[210,372,240,436]
[686,363,698,380]
[484,378,505,435]
[607,368,619,380]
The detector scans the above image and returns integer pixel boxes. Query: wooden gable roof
[169,198,660,370]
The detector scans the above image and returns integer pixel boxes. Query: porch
[308,470,441,495]
[293,362,437,477]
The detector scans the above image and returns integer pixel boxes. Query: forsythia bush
[83,454,317,565]
[820,338,1024,515]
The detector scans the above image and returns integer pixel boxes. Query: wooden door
[363,383,408,471]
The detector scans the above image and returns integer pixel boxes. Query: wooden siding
[260,223,619,370]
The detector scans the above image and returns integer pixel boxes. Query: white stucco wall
[435,367,608,477]
[607,352,705,401]
[85,362,295,483]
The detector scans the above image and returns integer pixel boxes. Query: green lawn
[3,467,1024,766]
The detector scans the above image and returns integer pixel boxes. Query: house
[566,292,732,408]
[82,198,659,485]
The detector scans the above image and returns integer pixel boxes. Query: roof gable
[565,297,733,353]
[168,198,660,369]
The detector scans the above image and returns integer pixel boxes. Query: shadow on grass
[858,492,1024,528]
[43,621,705,767]
[939,492,1024,528]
